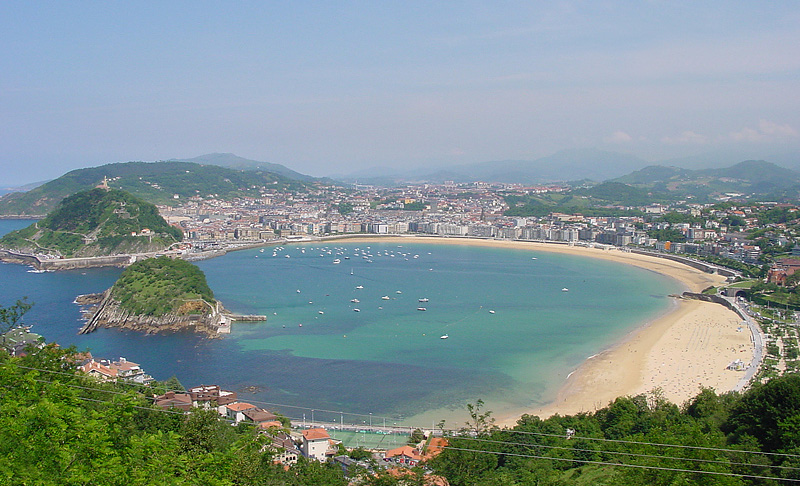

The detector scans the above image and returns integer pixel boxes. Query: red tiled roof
[386,445,422,461]
[302,428,330,441]
[226,402,256,412]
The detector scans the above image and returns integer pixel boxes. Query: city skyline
[2,1,799,186]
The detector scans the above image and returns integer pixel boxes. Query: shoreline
[322,236,754,426]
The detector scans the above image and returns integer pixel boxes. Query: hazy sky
[2,1,799,185]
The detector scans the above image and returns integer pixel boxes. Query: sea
[0,219,683,427]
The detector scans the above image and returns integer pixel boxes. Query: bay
[0,220,682,426]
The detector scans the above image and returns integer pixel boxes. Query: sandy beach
[327,236,755,424]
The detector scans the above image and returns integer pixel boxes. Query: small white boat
[356,285,364,289]
[562,288,569,292]
[259,248,264,253]
[296,289,301,293]
[333,259,341,264]
[318,311,324,315]
[298,323,303,327]
[396,290,402,294]
[440,334,449,339]
[417,307,427,311]
[350,299,360,303]
[353,308,360,312]
[285,254,290,258]
[531,257,537,260]
[489,310,496,314]
[381,296,390,300]
[419,298,429,303]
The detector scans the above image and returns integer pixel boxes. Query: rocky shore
[76,291,224,338]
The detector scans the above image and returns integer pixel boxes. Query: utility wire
[12,367,800,482]
[505,429,800,459]
[458,435,800,472]
[433,445,800,483]
[12,362,800,464]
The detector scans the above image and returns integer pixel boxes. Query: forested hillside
[111,256,215,316]
[0,188,181,258]
[0,161,308,216]
[4,335,800,485]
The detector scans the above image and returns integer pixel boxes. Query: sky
[2,1,800,186]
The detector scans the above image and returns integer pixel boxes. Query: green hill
[0,188,182,258]
[611,160,800,201]
[111,256,214,316]
[0,160,308,216]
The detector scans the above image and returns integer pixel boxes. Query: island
[78,256,263,337]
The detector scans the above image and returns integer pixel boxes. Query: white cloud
[604,131,633,144]
[661,130,708,145]
[729,120,798,142]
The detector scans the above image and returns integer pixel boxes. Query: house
[1,326,44,356]
[384,445,423,466]
[187,384,238,412]
[224,402,257,423]
[301,427,331,462]
[79,360,118,381]
[109,357,153,384]
[267,431,300,466]
[154,391,193,411]
[242,407,278,426]
[767,258,800,285]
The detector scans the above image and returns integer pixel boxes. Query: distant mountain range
[170,153,315,182]
[2,151,799,216]
[332,149,650,185]
[331,148,800,186]
[611,160,800,200]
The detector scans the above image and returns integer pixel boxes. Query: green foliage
[0,345,349,485]
[403,201,427,211]
[0,298,33,333]
[111,256,215,316]
[647,227,687,242]
[573,181,667,206]
[0,161,310,216]
[0,188,181,257]
[724,374,800,453]
[408,428,425,444]
[337,202,354,215]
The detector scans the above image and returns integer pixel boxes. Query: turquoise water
[0,220,682,426]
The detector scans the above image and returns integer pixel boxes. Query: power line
[505,429,800,459]
[433,445,800,483]
[458,435,800,472]
[12,362,800,467]
[11,365,800,482]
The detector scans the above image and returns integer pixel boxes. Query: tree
[0,297,33,333]
[465,399,496,437]
[408,428,425,445]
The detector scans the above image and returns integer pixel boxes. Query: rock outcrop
[78,291,223,338]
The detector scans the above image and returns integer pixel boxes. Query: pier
[229,314,267,322]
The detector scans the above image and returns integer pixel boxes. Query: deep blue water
[0,220,682,426]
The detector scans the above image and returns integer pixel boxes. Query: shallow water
[0,221,682,426]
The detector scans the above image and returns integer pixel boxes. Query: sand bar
[317,236,756,425]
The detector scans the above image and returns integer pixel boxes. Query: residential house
[384,445,423,466]
[188,385,238,412]
[154,391,193,412]
[301,427,332,462]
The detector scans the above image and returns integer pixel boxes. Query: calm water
[0,220,682,426]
